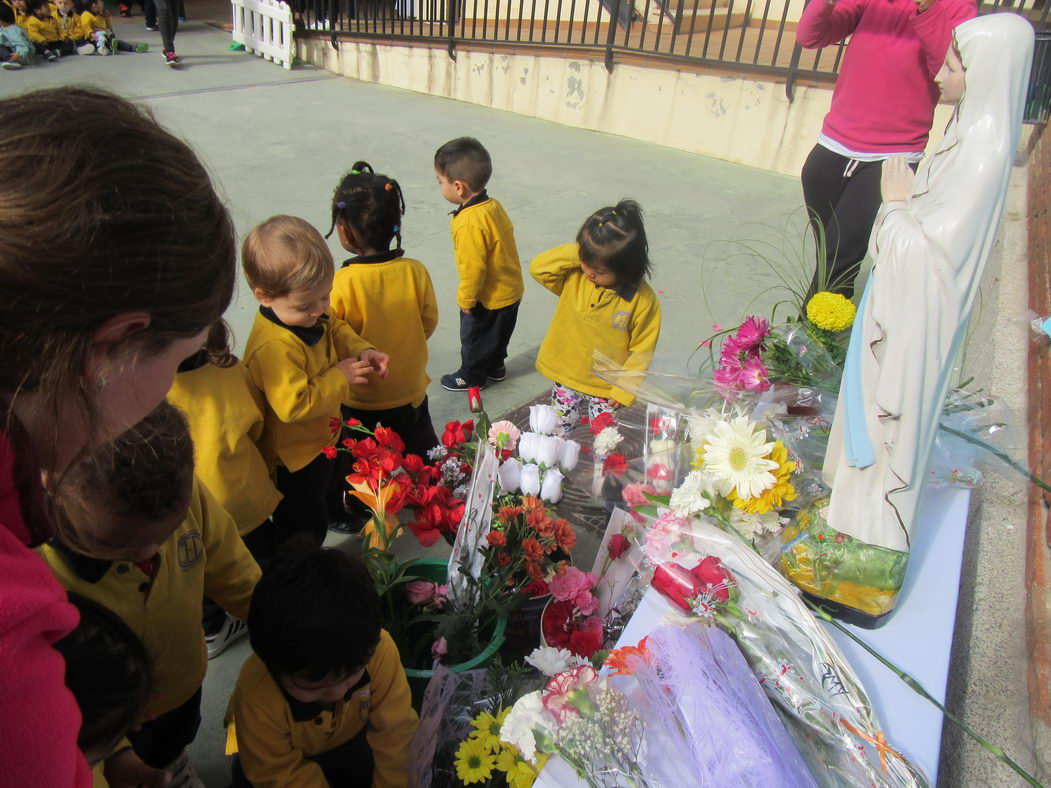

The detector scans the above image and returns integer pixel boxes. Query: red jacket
[797,0,976,153]
[0,434,92,787]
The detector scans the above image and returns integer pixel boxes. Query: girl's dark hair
[203,319,237,368]
[0,3,14,23]
[53,593,151,762]
[0,88,235,538]
[248,542,382,682]
[29,0,49,12]
[576,199,651,285]
[59,400,195,524]
[325,161,406,253]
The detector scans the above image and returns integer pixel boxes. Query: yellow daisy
[455,737,496,784]
[468,708,510,752]
[731,441,797,514]
[507,759,541,788]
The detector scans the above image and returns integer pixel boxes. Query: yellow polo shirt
[450,193,523,311]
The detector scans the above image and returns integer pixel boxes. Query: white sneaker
[206,614,248,659]
[76,42,96,55]
[1,61,22,70]
[162,751,205,788]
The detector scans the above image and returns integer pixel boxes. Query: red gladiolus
[468,386,483,413]
[321,445,338,460]
[373,426,406,454]
[341,438,357,450]
[407,519,442,547]
[402,453,425,476]
[589,411,615,435]
[442,421,465,448]
[607,533,629,560]
[602,453,628,478]
[346,417,361,427]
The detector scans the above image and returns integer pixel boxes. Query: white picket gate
[231,0,295,70]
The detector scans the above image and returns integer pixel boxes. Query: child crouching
[228,545,417,787]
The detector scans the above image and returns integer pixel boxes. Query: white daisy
[700,416,778,499]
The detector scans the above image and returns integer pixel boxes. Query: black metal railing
[301,0,1050,115]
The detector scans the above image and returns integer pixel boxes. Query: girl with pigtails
[531,199,662,434]
[325,161,440,459]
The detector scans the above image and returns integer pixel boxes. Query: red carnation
[602,453,628,478]
[486,530,507,548]
[589,411,615,436]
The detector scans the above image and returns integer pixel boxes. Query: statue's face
[935,47,966,104]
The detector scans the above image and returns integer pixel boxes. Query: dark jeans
[34,40,77,56]
[152,0,179,51]
[328,398,440,524]
[800,144,886,300]
[0,45,12,61]
[274,452,336,547]
[128,688,202,768]
[202,517,280,635]
[231,727,374,786]
[458,300,520,385]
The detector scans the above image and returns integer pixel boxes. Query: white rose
[558,439,581,472]
[529,404,559,435]
[519,463,542,496]
[536,435,562,468]
[497,458,522,493]
[540,467,564,503]
[518,432,542,462]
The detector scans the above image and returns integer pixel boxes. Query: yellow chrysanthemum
[507,759,541,788]
[730,441,797,515]
[496,744,521,772]
[468,708,509,752]
[455,737,496,784]
[806,291,857,332]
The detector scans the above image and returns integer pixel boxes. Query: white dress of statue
[821,13,1035,554]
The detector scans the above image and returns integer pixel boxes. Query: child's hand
[103,747,172,787]
[461,307,473,315]
[360,348,390,379]
[337,357,373,385]
[881,156,915,203]
[607,399,623,410]
[10,53,19,62]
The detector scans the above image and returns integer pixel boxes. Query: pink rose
[431,637,448,659]
[406,580,437,605]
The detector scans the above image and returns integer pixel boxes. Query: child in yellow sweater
[531,199,662,434]
[228,545,417,788]
[75,0,148,53]
[24,0,86,57]
[42,402,262,787]
[168,319,283,658]
[434,137,523,392]
[242,215,390,546]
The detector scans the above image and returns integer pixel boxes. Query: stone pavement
[0,13,1041,786]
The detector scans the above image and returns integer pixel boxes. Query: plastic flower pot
[401,558,507,711]
[499,591,552,662]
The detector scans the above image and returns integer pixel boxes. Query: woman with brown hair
[0,86,236,786]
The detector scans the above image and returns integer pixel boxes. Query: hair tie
[350,169,361,175]
[384,183,393,192]
[336,200,346,209]
[610,209,617,216]
[392,225,400,233]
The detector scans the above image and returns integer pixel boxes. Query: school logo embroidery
[611,311,630,331]
[177,531,204,570]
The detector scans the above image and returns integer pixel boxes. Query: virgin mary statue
[811,13,1034,617]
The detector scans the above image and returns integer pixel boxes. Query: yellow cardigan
[531,243,662,407]
[330,251,438,410]
[243,309,374,472]
[229,630,418,788]
[40,478,261,718]
[450,194,523,311]
[167,358,282,536]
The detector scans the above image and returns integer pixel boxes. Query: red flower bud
[467,386,483,413]
[321,445,338,460]
[607,533,630,560]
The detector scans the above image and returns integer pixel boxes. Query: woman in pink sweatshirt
[796,0,976,298]
[0,87,235,787]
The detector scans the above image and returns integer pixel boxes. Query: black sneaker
[441,372,484,392]
[487,365,507,381]
[145,23,158,30]
[206,615,248,659]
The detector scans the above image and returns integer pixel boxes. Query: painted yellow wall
[298,38,955,176]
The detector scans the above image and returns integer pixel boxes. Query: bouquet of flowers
[540,567,604,659]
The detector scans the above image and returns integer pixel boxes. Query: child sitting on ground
[168,319,283,657]
[41,401,262,787]
[242,215,390,546]
[52,0,93,52]
[24,0,89,57]
[53,593,152,776]
[75,0,147,53]
[228,544,417,787]
[531,199,662,433]
[434,137,523,392]
[0,1,34,67]
[7,0,29,27]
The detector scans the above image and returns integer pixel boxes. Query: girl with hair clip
[325,161,439,455]
[531,199,662,434]
[167,319,282,657]
[0,86,235,788]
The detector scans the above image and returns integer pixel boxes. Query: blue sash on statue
[843,279,875,468]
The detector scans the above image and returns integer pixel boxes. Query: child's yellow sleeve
[231,687,329,788]
[609,293,662,408]
[198,479,261,621]
[366,632,418,788]
[248,339,348,424]
[24,16,49,43]
[452,223,490,310]
[419,269,439,339]
[530,244,581,296]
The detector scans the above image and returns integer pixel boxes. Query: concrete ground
[0,11,1042,786]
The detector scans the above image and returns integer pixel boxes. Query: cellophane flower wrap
[607,624,817,787]
[635,516,927,788]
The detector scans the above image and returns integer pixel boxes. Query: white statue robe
[822,14,1034,553]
